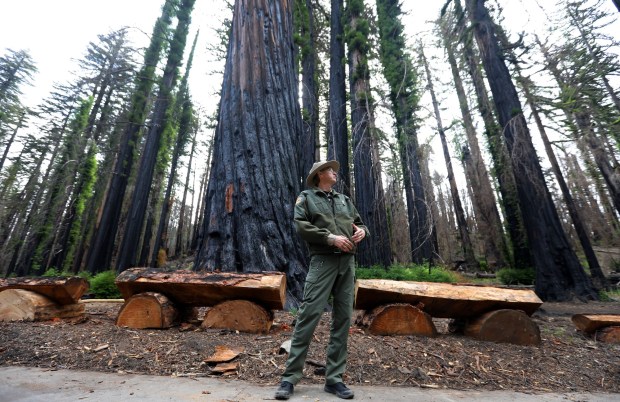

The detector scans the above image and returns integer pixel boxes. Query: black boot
[324,382,354,399]
[275,381,294,400]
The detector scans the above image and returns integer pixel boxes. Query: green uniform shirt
[294,188,369,255]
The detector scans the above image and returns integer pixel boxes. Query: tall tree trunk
[465,0,597,301]
[151,32,199,265]
[297,0,319,184]
[0,112,24,172]
[518,75,606,289]
[375,0,432,264]
[116,0,196,272]
[420,46,477,270]
[440,14,505,269]
[175,129,197,258]
[346,0,392,267]
[327,0,350,195]
[454,0,531,269]
[85,0,176,274]
[194,0,308,308]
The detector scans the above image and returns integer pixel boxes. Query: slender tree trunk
[455,0,531,269]
[151,32,199,265]
[466,0,597,301]
[327,0,350,195]
[85,0,176,274]
[175,131,197,257]
[347,0,392,267]
[0,112,24,172]
[375,0,432,264]
[116,0,196,272]
[441,15,505,268]
[298,0,319,183]
[420,46,477,269]
[519,77,606,289]
[194,0,308,308]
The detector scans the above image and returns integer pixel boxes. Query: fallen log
[594,326,620,343]
[202,300,273,334]
[354,280,542,319]
[115,268,285,310]
[0,276,89,305]
[571,314,620,333]
[116,292,178,329]
[463,309,541,345]
[357,303,437,336]
[0,289,85,321]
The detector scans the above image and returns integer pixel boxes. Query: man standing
[275,160,368,400]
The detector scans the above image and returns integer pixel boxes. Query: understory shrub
[89,270,121,299]
[356,264,458,283]
[497,268,535,286]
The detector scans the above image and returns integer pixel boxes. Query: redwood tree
[194,0,308,307]
[464,0,597,301]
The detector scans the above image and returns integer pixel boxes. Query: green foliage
[89,270,122,299]
[356,264,458,283]
[496,268,535,285]
[42,268,72,277]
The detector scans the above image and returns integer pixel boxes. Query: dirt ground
[0,299,619,394]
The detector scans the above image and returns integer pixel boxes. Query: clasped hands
[332,224,365,252]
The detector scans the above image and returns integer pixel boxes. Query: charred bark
[194,0,308,308]
[326,0,350,195]
[465,0,597,301]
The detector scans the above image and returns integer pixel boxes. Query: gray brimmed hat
[305,160,340,187]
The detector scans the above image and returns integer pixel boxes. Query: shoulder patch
[295,195,305,205]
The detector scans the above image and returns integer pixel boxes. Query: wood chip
[204,345,245,363]
[93,344,109,352]
[210,361,238,374]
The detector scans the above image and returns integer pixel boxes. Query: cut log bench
[355,279,543,345]
[571,314,620,343]
[0,277,89,321]
[114,268,286,333]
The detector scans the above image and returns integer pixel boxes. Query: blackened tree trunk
[346,0,392,267]
[116,0,196,272]
[296,0,319,183]
[440,12,505,269]
[465,0,597,301]
[520,78,606,289]
[85,0,176,274]
[420,46,477,270]
[175,128,197,257]
[453,0,531,269]
[375,0,433,264]
[194,0,308,307]
[151,32,199,265]
[327,0,350,195]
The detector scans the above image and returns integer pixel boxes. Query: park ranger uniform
[281,187,369,387]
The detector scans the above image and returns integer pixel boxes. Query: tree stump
[0,289,85,321]
[571,314,620,333]
[594,326,620,343]
[358,303,437,336]
[116,292,178,329]
[464,309,541,345]
[202,300,273,334]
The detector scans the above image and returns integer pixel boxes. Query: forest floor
[1,298,619,394]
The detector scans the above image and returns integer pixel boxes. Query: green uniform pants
[282,253,355,385]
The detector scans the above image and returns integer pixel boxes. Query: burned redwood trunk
[194,0,308,307]
[465,0,597,301]
[327,0,351,195]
